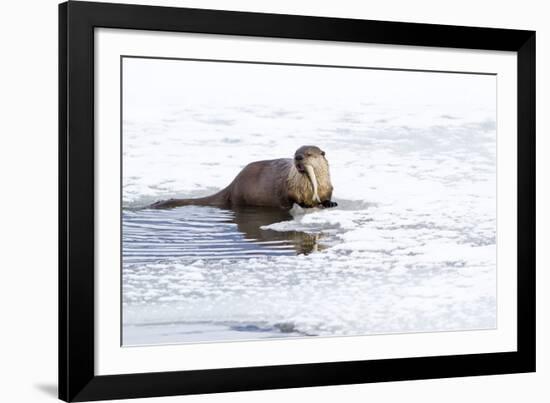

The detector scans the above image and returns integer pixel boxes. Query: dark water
[122,206,322,264]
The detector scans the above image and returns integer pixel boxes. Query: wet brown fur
[150,146,335,210]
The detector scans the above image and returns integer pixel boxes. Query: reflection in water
[122,205,321,264]
[232,206,324,255]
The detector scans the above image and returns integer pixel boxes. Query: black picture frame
[59,1,536,401]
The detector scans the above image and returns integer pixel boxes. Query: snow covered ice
[122,58,497,345]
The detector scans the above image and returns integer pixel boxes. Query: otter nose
[295,154,304,161]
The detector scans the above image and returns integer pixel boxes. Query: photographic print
[121,57,497,346]
[59,4,535,400]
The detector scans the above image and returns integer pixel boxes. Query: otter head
[293,145,329,204]
[294,145,327,174]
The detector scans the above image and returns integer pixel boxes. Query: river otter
[150,145,337,210]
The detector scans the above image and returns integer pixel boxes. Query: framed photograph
[59,1,535,401]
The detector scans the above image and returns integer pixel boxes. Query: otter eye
[306,152,312,157]
[321,151,325,156]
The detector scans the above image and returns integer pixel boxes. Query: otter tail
[149,187,230,209]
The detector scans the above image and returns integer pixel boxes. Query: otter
[150,145,337,210]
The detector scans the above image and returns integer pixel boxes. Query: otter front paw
[322,200,338,208]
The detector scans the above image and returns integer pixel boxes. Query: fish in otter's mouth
[304,164,322,203]
[294,160,321,204]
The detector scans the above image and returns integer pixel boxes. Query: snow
[121,57,497,345]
